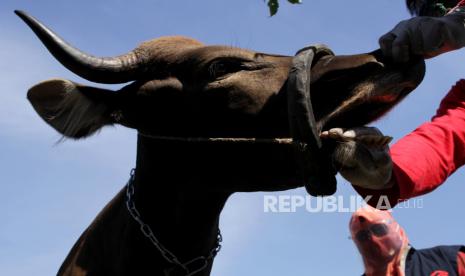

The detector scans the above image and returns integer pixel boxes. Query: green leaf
[267,0,302,16]
[268,0,279,16]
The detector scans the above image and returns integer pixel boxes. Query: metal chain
[125,169,222,276]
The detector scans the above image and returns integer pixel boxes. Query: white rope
[138,132,295,145]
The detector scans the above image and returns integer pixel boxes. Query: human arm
[332,80,465,208]
[385,80,465,203]
[459,247,465,276]
[379,1,465,62]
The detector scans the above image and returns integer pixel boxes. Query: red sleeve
[355,80,465,208]
[450,0,465,13]
[456,0,465,7]
[458,249,465,276]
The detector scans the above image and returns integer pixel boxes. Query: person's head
[350,205,409,269]
[406,0,459,16]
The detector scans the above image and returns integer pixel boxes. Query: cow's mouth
[310,49,426,131]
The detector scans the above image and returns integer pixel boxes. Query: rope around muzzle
[287,44,338,196]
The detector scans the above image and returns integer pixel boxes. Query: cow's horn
[15,10,143,84]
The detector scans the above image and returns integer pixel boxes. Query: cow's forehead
[137,36,292,68]
[183,45,257,63]
[178,45,292,68]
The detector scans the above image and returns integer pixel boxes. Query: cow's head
[18,10,425,140]
[18,11,425,192]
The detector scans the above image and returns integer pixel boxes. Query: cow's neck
[131,135,230,275]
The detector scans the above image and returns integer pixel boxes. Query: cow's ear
[27,79,116,139]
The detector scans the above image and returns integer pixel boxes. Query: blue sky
[1,0,465,275]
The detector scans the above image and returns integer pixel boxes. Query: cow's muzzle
[287,45,425,196]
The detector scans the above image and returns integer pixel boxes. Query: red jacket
[354,80,465,206]
[457,0,465,9]
[451,0,465,11]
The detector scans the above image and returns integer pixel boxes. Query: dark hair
[406,0,420,15]
[405,0,459,17]
[406,0,453,16]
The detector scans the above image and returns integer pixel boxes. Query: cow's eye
[208,59,244,79]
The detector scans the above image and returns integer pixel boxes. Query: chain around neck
[125,169,222,276]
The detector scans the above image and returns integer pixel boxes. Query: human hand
[321,127,394,190]
[379,13,465,62]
